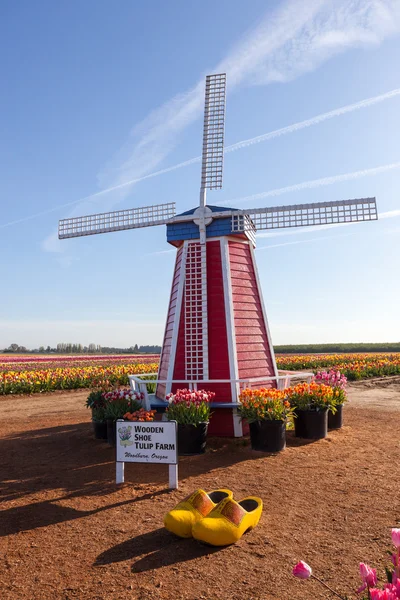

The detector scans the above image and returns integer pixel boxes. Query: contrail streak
[221,161,400,206]
[257,232,353,250]
[77,87,400,202]
[2,161,400,231]
[1,89,400,231]
[224,88,400,153]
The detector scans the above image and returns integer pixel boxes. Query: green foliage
[103,398,141,421]
[239,401,292,423]
[166,401,210,425]
[137,374,157,394]
[86,390,105,409]
[92,406,106,423]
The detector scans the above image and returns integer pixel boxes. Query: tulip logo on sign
[118,426,134,447]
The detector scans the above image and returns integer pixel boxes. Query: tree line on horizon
[2,342,400,355]
[1,343,162,354]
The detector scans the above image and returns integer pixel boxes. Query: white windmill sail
[58,202,176,239]
[229,197,378,232]
[200,73,227,205]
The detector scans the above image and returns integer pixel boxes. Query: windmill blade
[58,202,176,239]
[200,73,226,196]
[231,198,378,232]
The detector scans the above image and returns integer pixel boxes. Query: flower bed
[0,362,158,395]
[2,351,400,395]
[0,355,158,372]
[276,353,400,380]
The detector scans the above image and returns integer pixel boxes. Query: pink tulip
[292,561,312,579]
[358,563,377,593]
[369,590,383,600]
[392,529,400,548]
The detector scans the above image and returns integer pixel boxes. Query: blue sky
[1,0,400,349]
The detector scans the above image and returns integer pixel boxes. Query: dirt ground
[1,380,399,600]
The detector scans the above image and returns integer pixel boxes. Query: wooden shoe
[164,489,233,539]
[192,496,263,546]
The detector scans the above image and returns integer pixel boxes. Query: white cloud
[257,232,352,249]
[40,0,400,254]
[3,86,399,235]
[224,87,400,154]
[379,209,400,219]
[221,162,400,207]
[144,248,175,257]
[251,0,400,85]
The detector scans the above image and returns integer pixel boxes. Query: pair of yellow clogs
[164,489,262,546]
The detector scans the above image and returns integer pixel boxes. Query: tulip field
[276,352,400,380]
[1,352,400,395]
[0,355,158,395]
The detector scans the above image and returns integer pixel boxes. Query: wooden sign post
[115,420,178,489]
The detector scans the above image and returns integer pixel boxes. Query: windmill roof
[176,204,235,217]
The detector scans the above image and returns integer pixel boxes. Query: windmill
[58,73,378,437]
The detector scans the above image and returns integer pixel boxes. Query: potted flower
[287,382,335,440]
[165,388,215,455]
[313,370,348,430]
[86,390,107,440]
[239,388,293,452]
[103,388,143,446]
[123,408,157,422]
[116,409,157,447]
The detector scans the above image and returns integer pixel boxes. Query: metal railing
[128,372,314,411]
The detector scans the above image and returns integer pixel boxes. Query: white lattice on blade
[184,242,208,381]
[231,198,377,232]
[58,202,176,239]
[201,73,226,191]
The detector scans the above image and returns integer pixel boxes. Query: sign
[116,421,177,464]
[115,420,178,489]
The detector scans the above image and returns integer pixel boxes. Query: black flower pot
[328,404,343,430]
[249,420,286,452]
[294,409,328,440]
[107,419,117,446]
[93,420,108,440]
[177,422,208,455]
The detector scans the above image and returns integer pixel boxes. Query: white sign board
[115,420,178,489]
[116,421,177,464]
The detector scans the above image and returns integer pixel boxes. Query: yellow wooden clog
[164,489,233,538]
[192,496,263,546]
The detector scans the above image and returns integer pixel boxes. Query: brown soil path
[0,381,399,600]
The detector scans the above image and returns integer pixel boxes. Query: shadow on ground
[0,422,316,537]
[95,527,222,572]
